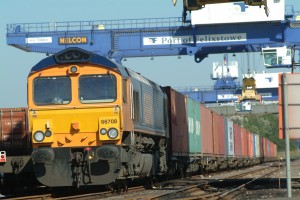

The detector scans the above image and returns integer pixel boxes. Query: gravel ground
[238,159,300,199]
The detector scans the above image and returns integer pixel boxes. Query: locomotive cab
[28,48,130,187]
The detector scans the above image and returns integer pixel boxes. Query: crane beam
[6,13,300,64]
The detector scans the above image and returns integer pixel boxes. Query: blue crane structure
[6,8,300,63]
[5,4,300,104]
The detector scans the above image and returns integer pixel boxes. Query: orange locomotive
[28,48,168,188]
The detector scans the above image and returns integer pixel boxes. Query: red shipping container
[241,127,248,157]
[233,124,242,157]
[260,137,265,158]
[273,142,278,157]
[0,108,29,156]
[264,138,268,158]
[164,87,189,156]
[269,142,274,157]
[200,105,213,155]
[247,131,254,158]
[212,112,225,156]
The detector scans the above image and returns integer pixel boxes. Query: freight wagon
[0,108,35,190]
[164,87,277,175]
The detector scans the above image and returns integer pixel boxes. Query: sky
[0,0,300,107]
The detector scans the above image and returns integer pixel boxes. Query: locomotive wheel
[116,179,127,193]
[106,183,115,193]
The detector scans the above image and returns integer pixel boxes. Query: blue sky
[0,0,299,107]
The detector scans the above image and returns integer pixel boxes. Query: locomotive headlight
[70,65,78,73]
[100,128,107,135]
[108,128,118,139]
[34,131,45,142]
[45,130,52,137]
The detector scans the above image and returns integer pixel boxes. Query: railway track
[1,162,281,200]
[144,164,280,200]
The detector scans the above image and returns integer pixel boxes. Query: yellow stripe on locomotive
[30,108,121,147]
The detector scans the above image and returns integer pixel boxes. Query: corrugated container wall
[0,108,29,156]
[164,87,189,156]
[267,139,271,157]
[200,105,213,155]
[186,98,202,154]
[253,134,261,157]
[241,127,248,157]
[233,124,242,157]
[247,131,254,158]
[225,119,234,156]
[263,138,268,158]
[212,112,225,156]
[260,137,265,158]
[273,142,278,157]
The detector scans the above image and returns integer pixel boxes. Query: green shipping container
[187,98,202,154]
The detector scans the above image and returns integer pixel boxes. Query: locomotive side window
[133,91,140,123]
[123,79,127,103]
[33,76,71,105]
[79,74,117,103]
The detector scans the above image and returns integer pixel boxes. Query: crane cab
[262,46,292,68]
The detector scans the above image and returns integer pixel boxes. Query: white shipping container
[243,72,279,89]
[212,61,239,79]
[191,0,285,25]
[225,119,235,156]
[253,134,261,158]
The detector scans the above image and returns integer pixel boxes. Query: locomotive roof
[29,47,129,77]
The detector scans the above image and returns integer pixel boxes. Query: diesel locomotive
[27,47,277,189]
[28,47,168,188]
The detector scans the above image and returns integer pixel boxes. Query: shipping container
[274,142,278,158]
[0,108,30,156]
[241,127,248,157]
[186,98,202,154]
[260,137,264,159]
[164,87,189,156]
[267,139,271,157]
[247,131,254,158]
[233,124,242,157]
[224,119,234,156]
[253,134,260,158]
[200,105,213,155]
[212,111,225,156]
[262,137,268,158]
